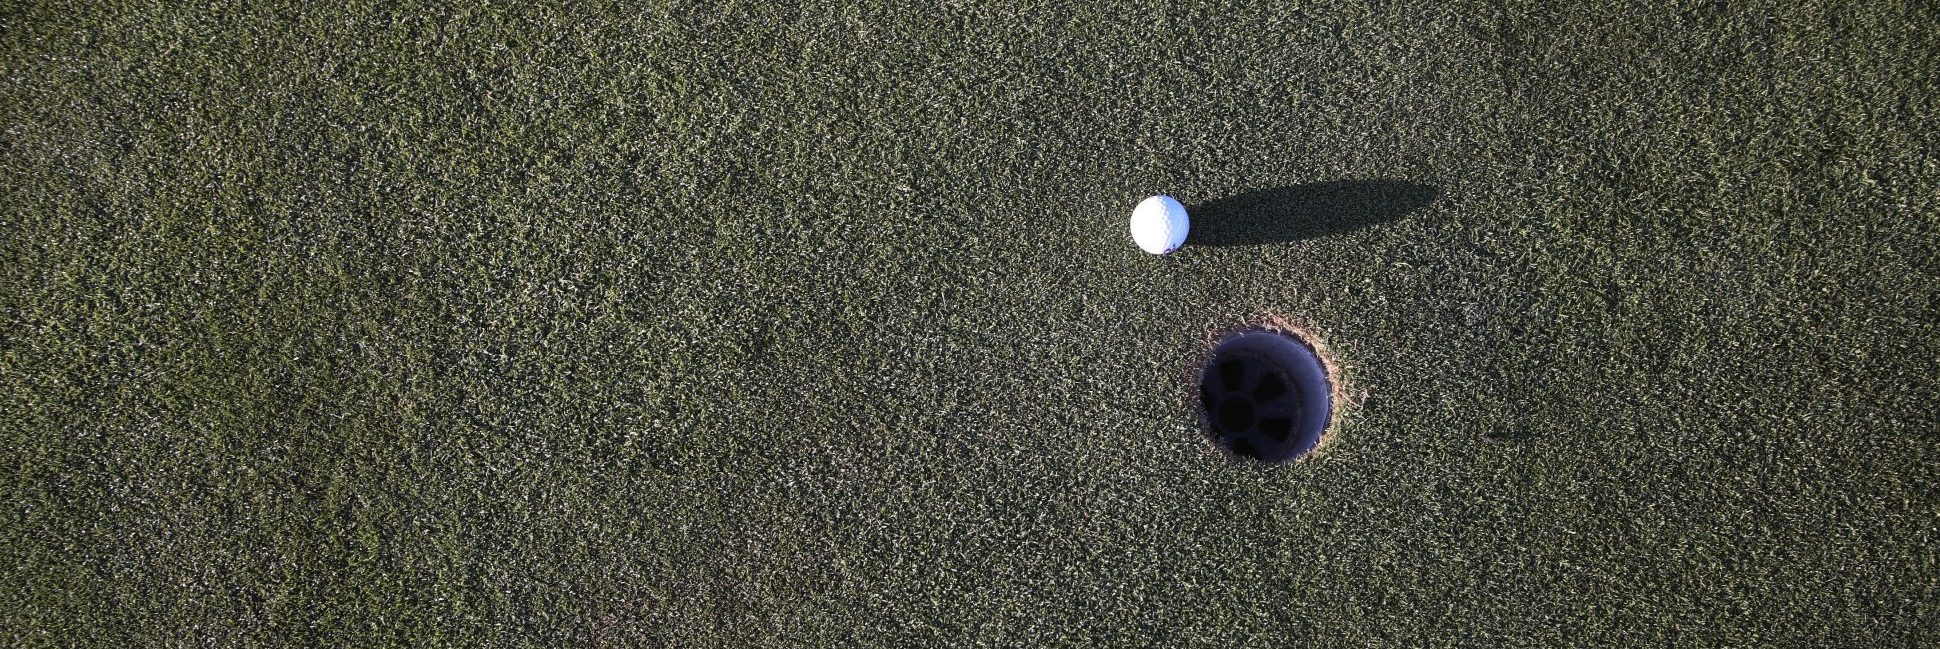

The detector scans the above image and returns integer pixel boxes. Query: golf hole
[1199,330,1332,463]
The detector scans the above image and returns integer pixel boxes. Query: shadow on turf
[1186,180,1440,246]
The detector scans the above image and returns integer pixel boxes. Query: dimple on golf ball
[1130,195,1190,255]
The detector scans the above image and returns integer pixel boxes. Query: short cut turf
[4,1,1937,645]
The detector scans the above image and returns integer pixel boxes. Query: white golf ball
[1130,195,1190,255]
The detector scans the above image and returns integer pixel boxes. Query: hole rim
[1197,329,1334,463]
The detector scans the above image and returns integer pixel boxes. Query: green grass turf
[4,0,1938,645]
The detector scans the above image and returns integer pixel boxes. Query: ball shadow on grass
[1186,180,1441,246]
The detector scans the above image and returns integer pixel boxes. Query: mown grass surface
[4,1,1937,645]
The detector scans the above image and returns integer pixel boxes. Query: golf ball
[1130,195,1190,255]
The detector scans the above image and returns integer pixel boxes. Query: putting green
[4,1,1936,645]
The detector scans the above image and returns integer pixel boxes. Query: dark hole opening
[1217,399,1255,434]
[1218,359,1247,392]
[1254,372,1286,401]
[1258,416,1292,442]
[1198,329,1333,463]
